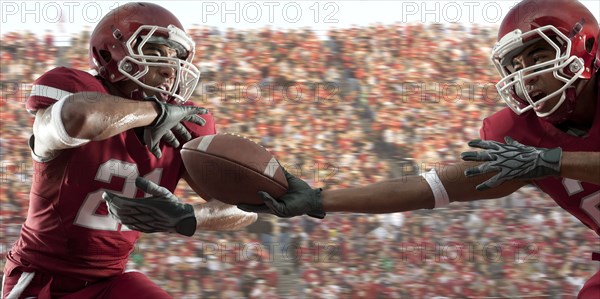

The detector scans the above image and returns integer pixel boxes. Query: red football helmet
[89,2,200,103]
[492,0,599,123]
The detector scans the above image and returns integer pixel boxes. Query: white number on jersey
[563,178,600,227]
[74,159,163,230]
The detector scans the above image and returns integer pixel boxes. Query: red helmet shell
[89,2,189,82]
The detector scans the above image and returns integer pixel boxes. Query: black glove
[237,168,326,219]
[461,136,562,191]
[102,177,197,236]
[144,96,207,158]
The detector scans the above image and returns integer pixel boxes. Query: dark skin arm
[322,161,528,213]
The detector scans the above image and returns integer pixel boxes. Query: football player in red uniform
[1,3,255,299]
[238,0,600,297]
[103,0,599,298]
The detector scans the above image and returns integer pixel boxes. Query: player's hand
[461,136,562,191]
[144,96,207,159]
[102,177,197,237]
[237,167,326,219]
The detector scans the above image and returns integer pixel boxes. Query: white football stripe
[196,134,216,152]
[263,157,278,178]
[30,84,73,100]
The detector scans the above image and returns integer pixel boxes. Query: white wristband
[420,169,450,208]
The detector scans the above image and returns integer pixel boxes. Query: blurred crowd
[1,23,598,298]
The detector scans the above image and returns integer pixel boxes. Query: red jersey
[480,81,600,236]
[9,67,216,281]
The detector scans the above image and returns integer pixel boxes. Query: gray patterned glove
[461,136,562,191]
[237,168,326,219]
[102,177,197,236]
[144,96,207,158]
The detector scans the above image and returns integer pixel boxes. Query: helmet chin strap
[541,74,593,124]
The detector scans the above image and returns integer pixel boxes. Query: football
[181,134,288,205]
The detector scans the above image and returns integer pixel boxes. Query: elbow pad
[49,98,90,147]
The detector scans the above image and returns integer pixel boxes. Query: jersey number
[74,159,163,231]
[563,178,600,227]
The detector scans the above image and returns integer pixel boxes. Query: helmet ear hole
[585,37,595,54]
[99,49,112,63]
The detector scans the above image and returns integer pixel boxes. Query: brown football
[181,134,288,205]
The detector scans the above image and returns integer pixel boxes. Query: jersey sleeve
[26,67,106,113]
[479,108,514,142]
[479,107,547,147]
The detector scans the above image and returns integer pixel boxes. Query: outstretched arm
[322,162,526,213]
[238,161,527,217]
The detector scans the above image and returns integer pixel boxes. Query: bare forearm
[322,176,434,213]
[193,201,257,231]
[61,92,159,140]
[321,162,525,214]
[183,174,257,232]
[561,152,600,184]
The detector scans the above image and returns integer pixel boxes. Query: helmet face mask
[89,3,200,104]
[119,24,200,103]
[492,26,585,118]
